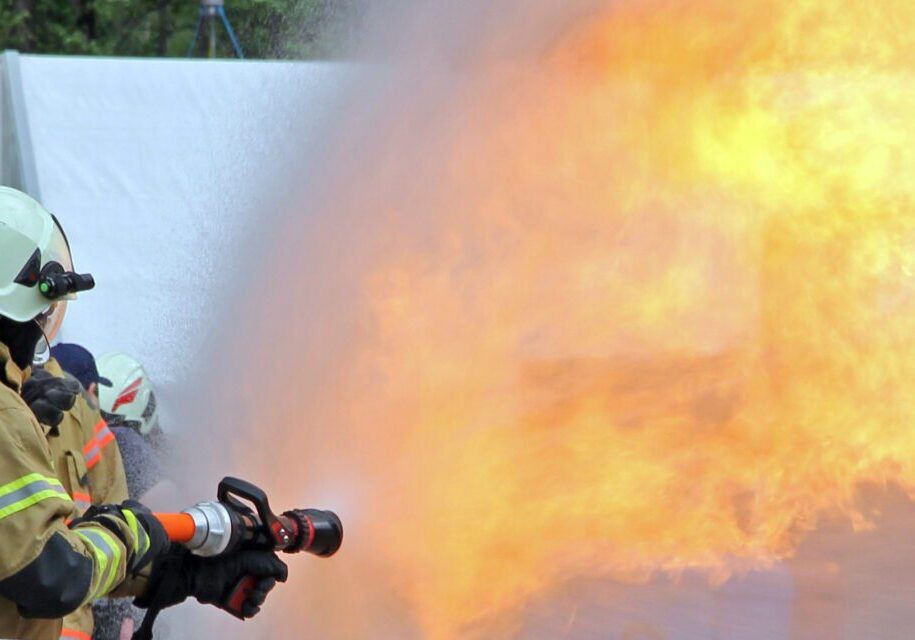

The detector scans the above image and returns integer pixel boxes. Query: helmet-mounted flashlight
[38,264,95,300]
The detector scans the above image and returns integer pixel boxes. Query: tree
[0,0,361,59]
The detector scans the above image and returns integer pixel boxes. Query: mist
[169,1,915,638]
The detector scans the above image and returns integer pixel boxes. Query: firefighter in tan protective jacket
[44,353,129,640]
[44,355,128,512]
[0,187,286,640]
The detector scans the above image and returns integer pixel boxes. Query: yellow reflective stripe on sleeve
[74,530,107,598]
[121,509,150,561]
[0,472,46,496]
[75,528,123,598]
[0,473,70,520]
[137,522,150,558]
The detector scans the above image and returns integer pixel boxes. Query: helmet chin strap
[31,319,51,366]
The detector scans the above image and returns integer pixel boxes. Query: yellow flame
[253,1,915,637]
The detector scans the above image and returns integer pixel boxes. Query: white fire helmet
[0,187,74,341]
[96,352,159,435]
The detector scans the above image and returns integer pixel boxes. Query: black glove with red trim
[133,544,287,640]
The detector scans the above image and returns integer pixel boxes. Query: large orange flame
[214,1,915,637]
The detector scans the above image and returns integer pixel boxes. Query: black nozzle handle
[217,476,284,535]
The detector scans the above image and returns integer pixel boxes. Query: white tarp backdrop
[15,54,343,402]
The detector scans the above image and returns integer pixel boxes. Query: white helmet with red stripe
[96,352,159,435]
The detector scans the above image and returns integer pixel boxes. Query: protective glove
[200,551,286,617]
[132,545,288,640]
[21,367,80,428]
[70,501,170,575]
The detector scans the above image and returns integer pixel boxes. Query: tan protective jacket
[45,358,130,640]
[45,358,129,508]
[0,344,145,640]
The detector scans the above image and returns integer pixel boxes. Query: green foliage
[0,0,360,59]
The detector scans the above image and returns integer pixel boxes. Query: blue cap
[49,343,112,389]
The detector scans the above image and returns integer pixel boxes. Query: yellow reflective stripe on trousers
[122,508,150,562]
[75,528,122,598]
[0,473,70,520]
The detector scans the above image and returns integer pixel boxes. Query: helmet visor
[47,215,73,273]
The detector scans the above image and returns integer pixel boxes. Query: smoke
[175,0,915,638]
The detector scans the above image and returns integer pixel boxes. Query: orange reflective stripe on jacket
[72,491,91,513]
[60,628,91,640]
[83,419,115,469]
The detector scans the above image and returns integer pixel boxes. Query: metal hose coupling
[182,501,238,557]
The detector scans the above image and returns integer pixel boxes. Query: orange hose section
[154,512,196,543]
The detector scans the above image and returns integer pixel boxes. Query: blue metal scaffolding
[188,0,245,59]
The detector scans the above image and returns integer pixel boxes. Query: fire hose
[134,476,342,637]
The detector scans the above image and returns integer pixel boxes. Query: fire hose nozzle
[153,477,343,558]
[283,508,343,557]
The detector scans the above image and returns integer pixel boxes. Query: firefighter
[46,344,130,512]
[52,345,161,504]
[46,343,131,639]
[96,352,166,456]
[0,186,286,639]
[51,345,163,640]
